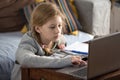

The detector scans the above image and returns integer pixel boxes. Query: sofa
[0,0,114,80]
[110,1,120,33]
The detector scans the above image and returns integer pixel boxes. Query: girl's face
[35,15,63,44]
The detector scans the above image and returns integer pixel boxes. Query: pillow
[0,0,34,32]
[0,9,27,32]
[21,25,28,34]
[50,0,82,35]
[23,1,43,31]
[24,0,82,35]
[0,0,16,9]
[69,0,79,19]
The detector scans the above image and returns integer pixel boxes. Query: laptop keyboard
[71,67,87,77]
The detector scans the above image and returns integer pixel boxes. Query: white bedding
[64,31,94,46]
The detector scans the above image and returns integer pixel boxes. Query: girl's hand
[71,56,87,66]
[58,43,65,50]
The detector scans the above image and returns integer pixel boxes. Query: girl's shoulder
[22,31,33,39]
[20,31,35,44]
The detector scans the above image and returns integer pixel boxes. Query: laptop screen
[88,32,120,79]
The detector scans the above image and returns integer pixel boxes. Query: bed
[0,31,93,80]
[0,31,23,80]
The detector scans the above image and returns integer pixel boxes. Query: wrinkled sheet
[0,31,23,80]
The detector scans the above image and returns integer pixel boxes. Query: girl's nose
[55,27,61,33]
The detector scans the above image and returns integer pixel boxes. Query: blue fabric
[0,32,22,80]
[0,56,14,80]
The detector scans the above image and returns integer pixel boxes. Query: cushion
[24,0,82,35]
[51,0,82,34]
[74,0,111,36]
[0,0,34,32]
[69,0,79,19]
[0,10,27,32]
[0,0,16,9]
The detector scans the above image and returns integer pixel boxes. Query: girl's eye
[58,24,62,28]
[50,26,55,29]
[49,24,62,29]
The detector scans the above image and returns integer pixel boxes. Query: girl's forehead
[46,15,62,23]
[42,16,62,27]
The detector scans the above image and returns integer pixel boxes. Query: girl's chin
[55,36,59,39]
[54,38,58,42]
[53,35,61,41]
[53,37,59,42]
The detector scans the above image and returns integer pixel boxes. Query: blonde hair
[30,2,66,43]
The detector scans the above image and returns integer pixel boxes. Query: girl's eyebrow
[50,23,62,26]
[50,24,55,26]
[49,24,55,27]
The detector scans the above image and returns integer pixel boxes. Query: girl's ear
[35,26,41,33]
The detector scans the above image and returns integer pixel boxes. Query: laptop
[57,32,120,80]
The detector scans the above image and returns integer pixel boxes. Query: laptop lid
[88,32,120,79]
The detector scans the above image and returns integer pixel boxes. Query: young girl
[11,2,86,80]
